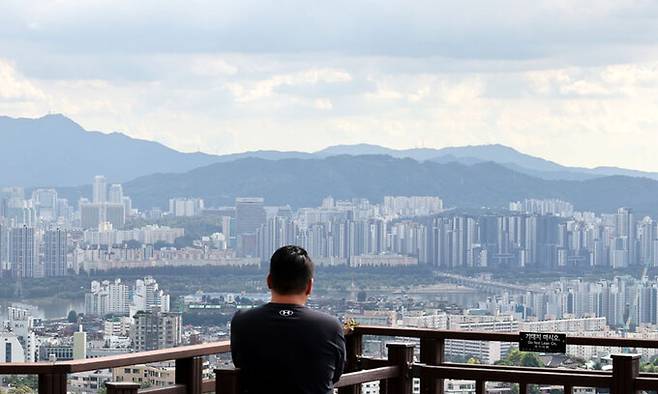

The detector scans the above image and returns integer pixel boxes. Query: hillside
[0,114,219,186]
[122,155,658,214]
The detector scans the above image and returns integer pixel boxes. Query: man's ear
[305,278,314,296]
[267,274,273,289]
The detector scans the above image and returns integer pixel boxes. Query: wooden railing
[3,326,658,393]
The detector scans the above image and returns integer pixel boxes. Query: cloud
[2,2,658,172]
[225,68,351,102]
[0,60,47,101]
[4,0,658,66]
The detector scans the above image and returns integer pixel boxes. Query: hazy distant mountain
[0,114,219,186]
[122,155,658,215]
[315,143,442,161]
[213,150,314,162]
[4,114,658,189]
[316,143,658,181]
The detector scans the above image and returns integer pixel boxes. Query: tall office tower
[132,310,182,351]
[32,189,58,221]
[93,176,107,204]
[44,228,68,277]
[235,197,266,235]
[108,184,124,204]
[616,207,636,266]
[221,216,236,248]
[9,226,35,278]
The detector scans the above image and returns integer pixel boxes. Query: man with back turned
[230,245,346,394]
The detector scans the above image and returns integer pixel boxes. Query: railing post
[338,332,363,394]
[612,354,640,394]
[564,384,572,394]
[215,368,240,394]
[38,373,67,394]
[105,382,140,394]
[518,382,527,394]
[176,356,203,394]
[420,337,444,394]
[385,343,414,394]
[475,381,485,394]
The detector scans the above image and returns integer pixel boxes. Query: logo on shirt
[279,309,294,317]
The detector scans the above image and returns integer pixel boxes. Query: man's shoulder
[301,308,343,333]
[232,304,268,323]
[233,304,342,331]
[302,307,340,323]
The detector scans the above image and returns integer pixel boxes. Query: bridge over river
[433,272,536,294]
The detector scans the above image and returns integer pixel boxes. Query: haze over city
[4,2,658,393]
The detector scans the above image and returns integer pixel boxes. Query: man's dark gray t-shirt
[230,303,346,394]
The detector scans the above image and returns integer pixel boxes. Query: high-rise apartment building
[133,276,170,313]
[108,184,124,204]
[6,307,37,362]
[105,204,126,228]
[132,310,182,351]
[84,279,130,316]
[9,225,35,278]
[32,189,58,221]
[256,216,299,261]
[614,207,636,267]
[44,228,68,277]
[0,223,6,278]
[81,176,126,230]
[93,176,107,204]
[168,198,204,217]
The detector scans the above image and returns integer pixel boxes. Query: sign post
[519,332,567,354]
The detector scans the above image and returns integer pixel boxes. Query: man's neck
[270,293,307,306]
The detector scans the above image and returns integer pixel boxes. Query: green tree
[511,384,541,394]
[67,310,78,323]
[5,376,37,391]
[520,352,543,368]
[495,349,544,368]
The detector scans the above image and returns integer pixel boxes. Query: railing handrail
[334,365,400,388]
[413,363,612,387]
[4,325,658,394]
[3,325,658,376]
[0,341,231,375]
[353,325,658,349]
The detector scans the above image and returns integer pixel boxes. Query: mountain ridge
[2,114,658,188]
[0,114,219,186]
[118,155,658,216]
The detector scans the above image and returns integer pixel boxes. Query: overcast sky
[2,1,658,170]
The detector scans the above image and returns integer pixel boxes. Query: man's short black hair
[269,245,314,295]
